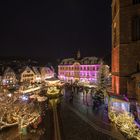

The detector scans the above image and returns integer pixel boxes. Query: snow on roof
[30,95,47,102]
[37,96,47,102]
[60,56,102,65]
[60,58,75,65]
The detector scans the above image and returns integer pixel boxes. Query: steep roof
[0,65,5,76]
[60,57,102,65]
[60,58,76,65]
[4,67,15,74]
[32,66,41,75]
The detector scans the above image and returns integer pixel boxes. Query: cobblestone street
[60,100,119,140]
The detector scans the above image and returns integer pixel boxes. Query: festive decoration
[97,62,108,89]
[109,111,140,140]
[47,86,60,95]
[0,92,40,131]
[108,97,130,113]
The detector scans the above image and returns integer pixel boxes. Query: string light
[109,111,140,140]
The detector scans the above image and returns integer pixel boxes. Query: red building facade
[112,0,140,98]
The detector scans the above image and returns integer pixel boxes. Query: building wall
[128,73,140,103]
[58,62,100,83]
[2,68,17,85]
[20,68,35,83]
[32,67,41,83]
[112,0,140,96]
[112,0,121,94]
[136,77,140,103]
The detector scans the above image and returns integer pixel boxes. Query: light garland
[0,92,40,131]
[47,86,60,95]
[109,111,140,140]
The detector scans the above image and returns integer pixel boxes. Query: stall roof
[109,95,129,102]
[45,77,59,81]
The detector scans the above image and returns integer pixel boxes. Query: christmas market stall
[108,96,140,140]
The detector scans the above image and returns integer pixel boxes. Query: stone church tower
[112,0,140,98]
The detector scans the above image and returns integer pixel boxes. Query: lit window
[96,67,99,71]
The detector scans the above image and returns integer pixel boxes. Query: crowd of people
[63,83,105,109]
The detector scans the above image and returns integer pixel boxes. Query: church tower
[112,0,140,96]
[77,50,81,60]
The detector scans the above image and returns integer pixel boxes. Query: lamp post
[18,116,23,140]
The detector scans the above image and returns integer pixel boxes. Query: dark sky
[0,0,112,61]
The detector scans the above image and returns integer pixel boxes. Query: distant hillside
[0,56,55,65]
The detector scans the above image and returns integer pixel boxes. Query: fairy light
[109,111,140,140]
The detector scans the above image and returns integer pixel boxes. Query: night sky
[0,0,112,62]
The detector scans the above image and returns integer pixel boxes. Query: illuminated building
[32,67,41,83]
[20,66,36,83]
[2,67,17,85]
[40,67,55,81]
[2,65,55,85]
[112,0,140,101]
[58,52,109,84]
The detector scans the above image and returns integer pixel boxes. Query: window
[92,67,95,71]
[132,16,140,41]
[96,67,99,71]
[133,0,140,4]
[90,67,93,71]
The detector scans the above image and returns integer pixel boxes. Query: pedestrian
[69,92,73,103]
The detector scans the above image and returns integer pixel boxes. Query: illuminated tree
[0,93,40,130]
[93,62,109,105]
[97,62,108,90]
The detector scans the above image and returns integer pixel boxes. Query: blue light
[20,95,29,101]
